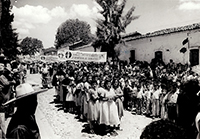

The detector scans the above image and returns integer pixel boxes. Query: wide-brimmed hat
[3,83,48,106]
[0,54,5,63]
[68,77,75,81]
[0,54,5,71]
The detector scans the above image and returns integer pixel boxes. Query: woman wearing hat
[0,57,17,118]
[4,83,47,139]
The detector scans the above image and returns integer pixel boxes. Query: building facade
[118,23,200,66]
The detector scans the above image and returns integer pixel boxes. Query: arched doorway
[155,51,163,61]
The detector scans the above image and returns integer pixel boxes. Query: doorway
[129,50,135,63]
[190,49,199,66]
[155,51,163,61]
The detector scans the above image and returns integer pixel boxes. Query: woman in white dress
[112,78,124,130]
[99,79,120,136]
[65,77,75,113]
[82,75,92,120]
[74,71,84,117]
[87,80,99,134]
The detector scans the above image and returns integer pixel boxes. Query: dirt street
[6,73,155,139]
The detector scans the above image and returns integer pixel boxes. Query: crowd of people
[0,55,29,138]
[44,58,200,138]
[1,54,200,138]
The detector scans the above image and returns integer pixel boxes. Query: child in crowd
[136,84,143,115]
[151,83,161,118]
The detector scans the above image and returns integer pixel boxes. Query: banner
[40,55,59,62]
[57,50,107,62]
[19,55,37,62]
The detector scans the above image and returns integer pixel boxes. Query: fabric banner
[20,55,39,62]
[57,50,107,62]
[40,55,59,62]
[182,38,188,45]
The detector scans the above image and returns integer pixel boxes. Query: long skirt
[55,86,59,95]
[115,98,124,119]
[167,103,177,121]
[160,104,167,119]
[74,89,81,107]
[74,94,78,107]
[58,84,63,102]
[81,93,88,118]
[152,99,160,117]
[87,100,99,121]
[77,91,83,107]
[66,91,74,102]
[99,100,120,126]
[83,93,88,117]
[146,99,151,115]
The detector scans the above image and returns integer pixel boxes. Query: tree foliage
[55,19,92,49]
[93,0,139,58]
[20,37,44,56]
[0,0,20,60]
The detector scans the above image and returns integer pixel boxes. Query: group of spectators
[48,58,200,138]
[0,55,28,138]
[1,55,200,138]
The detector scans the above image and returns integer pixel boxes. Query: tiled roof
[73,43,93,50]
[124,23,200,42]
[61,40,83,49]
[121,31,141,39]
[42,47,57,53]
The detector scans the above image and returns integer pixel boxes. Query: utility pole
[0,0,2,38]
[187,32,190,66]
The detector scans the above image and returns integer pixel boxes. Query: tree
[20,37,44,56]
[0,0,20,60]
[93,0,139,58]
[55,19,92,49]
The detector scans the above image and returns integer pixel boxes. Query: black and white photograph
[1,0,200,138]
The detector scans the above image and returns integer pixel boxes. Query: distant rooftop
[124,23,200,42]
[72,43,93,50]
[122,31,142,39]
[42,47,57,53]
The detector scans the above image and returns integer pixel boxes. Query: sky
[10,0,200,48]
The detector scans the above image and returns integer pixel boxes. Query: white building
[118,23,200,66]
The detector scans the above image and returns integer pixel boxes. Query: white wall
[118,29,200,64]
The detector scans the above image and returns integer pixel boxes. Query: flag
[182,38,188,45]
[180,47,187,53]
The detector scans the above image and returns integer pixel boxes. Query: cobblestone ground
[27,73,155,139]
